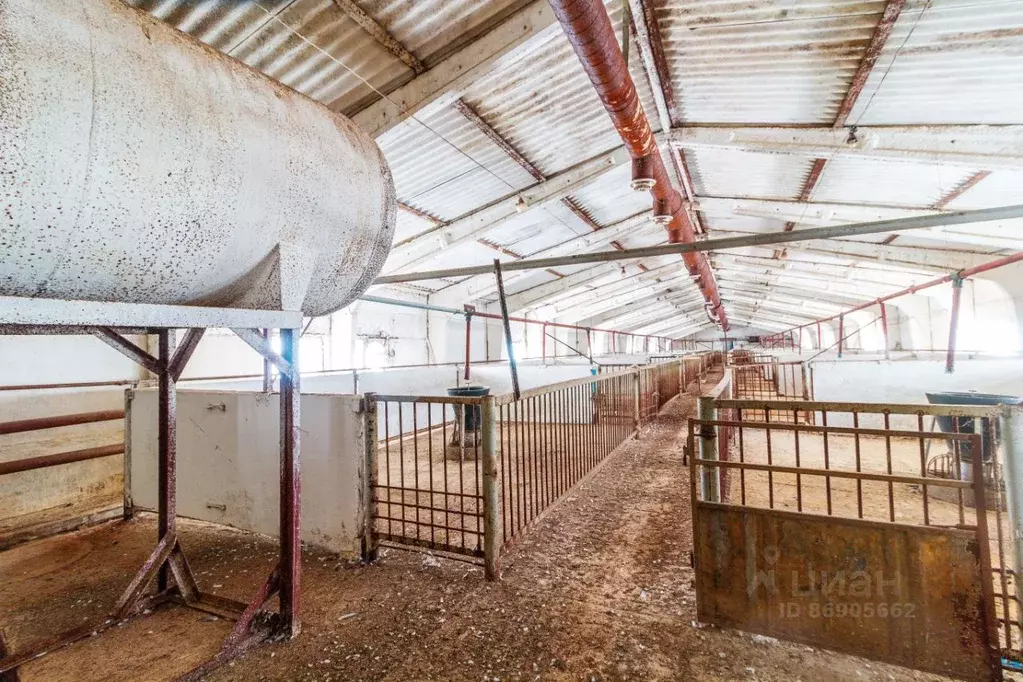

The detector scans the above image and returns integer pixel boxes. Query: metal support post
[816,321,822,350]
[463,306,474,381]
[361,392,378,562]
[278,327,301,637]
[800,362,810,400]
[632,370,641,436]
[261,329,273,393]
[837,315,845,358]
[541,322,548,364]
[481,395,501,581]
[1000,406,1023,588]
[946,275,964,374]
[879,300,890,361]
[157,329,176,593]
[698,396,720,502]
[493,260,520,400]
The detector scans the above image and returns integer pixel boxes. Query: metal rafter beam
[833,0,907,126]
[330,0,425,74]
[668,125,1023,170]
[431,212,656,305]
[349,0,558,136]
[383,144,631,273]
[577,291,706,328]
[706,228,993,273]
[374,205,1023,284]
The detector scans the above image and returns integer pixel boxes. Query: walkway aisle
[6,370,946,681]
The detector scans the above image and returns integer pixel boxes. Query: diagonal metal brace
[232,328,293,376]
[91,327,163,375]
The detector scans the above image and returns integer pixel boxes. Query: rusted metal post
[946,275,964,374]
[816,321,822,350]
[278,327,301,637]
[837,315,845,358]
[585,328,593,361]
[999,406,1023,587]
[463,306,474,381]
[879,300,890,360]
[493,260,520,400]
[631,370,641,436]
[157,329,176,593]
[481,395,501,580]
[698,396,720,502]
[361,392,378,563]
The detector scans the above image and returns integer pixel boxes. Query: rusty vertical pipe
[548,0,727,330]
[946,276,964,374]
[463,309,473,381]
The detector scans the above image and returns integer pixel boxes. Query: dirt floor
[1,369,958,681]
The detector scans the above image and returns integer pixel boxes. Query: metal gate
[689,400,1004,681]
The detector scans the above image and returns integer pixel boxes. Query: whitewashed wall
[128,390,365,555]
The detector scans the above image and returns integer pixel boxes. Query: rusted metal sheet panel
[693,504,1001,681]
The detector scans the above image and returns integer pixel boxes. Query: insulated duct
[547,0,728,330]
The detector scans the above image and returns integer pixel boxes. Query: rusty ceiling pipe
[548,0,728,330]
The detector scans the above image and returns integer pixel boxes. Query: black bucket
[446,385,491,432]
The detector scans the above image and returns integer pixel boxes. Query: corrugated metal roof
[811,157,981,208]
[656,0,889,124]
[847,0,1023,125]
[689,149,814,199]
[463,2,661,178]
[126,0,1023,336]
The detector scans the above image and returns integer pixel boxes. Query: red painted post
[837,315,845,358]
[879,300,890,360]
[946,276,964,374]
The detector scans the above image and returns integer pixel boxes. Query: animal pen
[689,366,1023,680]
[365,354,722,578]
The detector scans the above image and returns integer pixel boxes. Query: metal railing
[693,396,1023,668]
[366,352,725,578]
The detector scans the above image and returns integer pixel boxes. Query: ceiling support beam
[330,0,424,74]
[374,204,1023,284]
[668,126,1023,170]
[348,0,558,136]
[430,213,656,305]
[383,144,631,273]
[707,227,996,273]
[833,0,907,126]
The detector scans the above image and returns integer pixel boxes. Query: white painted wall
[128,390,365,556]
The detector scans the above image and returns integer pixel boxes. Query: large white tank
[0,0,396,316]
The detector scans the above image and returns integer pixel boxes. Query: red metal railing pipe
[548,0,727,330]
[0,444,124,477]
[0,410,124,436]
[771,251,1023,339]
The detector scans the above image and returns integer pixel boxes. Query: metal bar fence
[367,353,726,573]
[696,397,1022,668]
